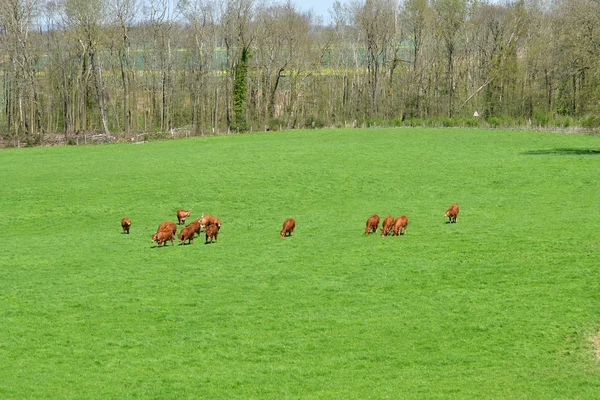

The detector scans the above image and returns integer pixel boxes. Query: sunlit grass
[1,127,599,398]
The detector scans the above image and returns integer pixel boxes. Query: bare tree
[179,0,216,134]
[432,0,466,117]
[64,0,111,135]
[353,0,397,118]
[108,0,138,134]
[0,0,43,142]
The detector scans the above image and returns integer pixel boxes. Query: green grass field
[1,128,599,399]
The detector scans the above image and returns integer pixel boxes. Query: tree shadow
[522,148,600,156]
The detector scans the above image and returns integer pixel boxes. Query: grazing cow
[152,229,175,247]
[178,224,197,245]
[156,221,177,236]
[121,217,131,234]
[365,214,380,235]
[393,215,408,236]
[445,203,459,223]
[205,223,218,244]
[280,218,296,238]
[381,215,394,236]
[199,214,222,231]
[187,220,202,236]
[177,209,192,225]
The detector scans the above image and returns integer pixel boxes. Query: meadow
[0,127,599,399]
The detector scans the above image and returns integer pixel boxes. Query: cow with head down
[178,223,197,245]
[121,217,131,234]
[280,218,296,238]
[205,223,218,244]
[380,215,394,236]
[152,229,175,247]
[393,215,408,236]
[444,203,459,223]
[177,209,192,225]
[152,221,177,247]
[365,214,380,235]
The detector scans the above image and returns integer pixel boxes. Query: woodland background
[1,0,599,147]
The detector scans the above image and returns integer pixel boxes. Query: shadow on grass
[522,148,600,156]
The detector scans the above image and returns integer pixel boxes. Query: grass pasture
[1,127,599,399]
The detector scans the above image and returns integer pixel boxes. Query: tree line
[1,0,599,147]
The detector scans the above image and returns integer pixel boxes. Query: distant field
[1,128,599,399]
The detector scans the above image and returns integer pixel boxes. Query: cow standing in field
[178,223,197,245]
[121,217,131,234]
[156,221,177,236]
[200,214,222,231]
[152,229,175,247]
[152,221,177,247]
[177,209,192,225]
[381,215,394,236]
[280,218,296,238]
[393,215,408,236]
[445,203,459,223]
[187,220,202,236]
[205,223,218,244]
[365,214,380,235]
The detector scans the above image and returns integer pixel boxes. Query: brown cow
[187,220,202,236]
[156,221,177,236]
[177,209,192,225]
[205,223,218,244]
[199,214,222,231]
[121,217,131,234]
[365,214,380,235]
[444,203,459,223]
[380,215,394,236]
[393,215,408,236]
[152,229,175,247]
[178,224,197,245]
[280,218,296,238]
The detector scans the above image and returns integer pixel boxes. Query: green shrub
[442,118,455,127]
[403,117,423,127]
[463,117,480,127]
[304,116,325,129]
[392,118,404,127]
[581,115,600,129]
[487,116,500,128]
[533,110,550,127]
[268,118,284,131]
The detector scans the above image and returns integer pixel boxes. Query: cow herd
[365,214,409,236]
[120,209,222,247]
[121,204,459,247]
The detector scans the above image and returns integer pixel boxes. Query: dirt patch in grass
[592,332,600,361]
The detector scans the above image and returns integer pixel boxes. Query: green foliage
[2,128,600,398]
[268,118,284,131]
[463,117,480,127]
[304,115,325,129]
[232,47,249,132]
[533,110,550,127]
[486,116,500,128]
[581,115,600,129]
[403,117,424,127]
